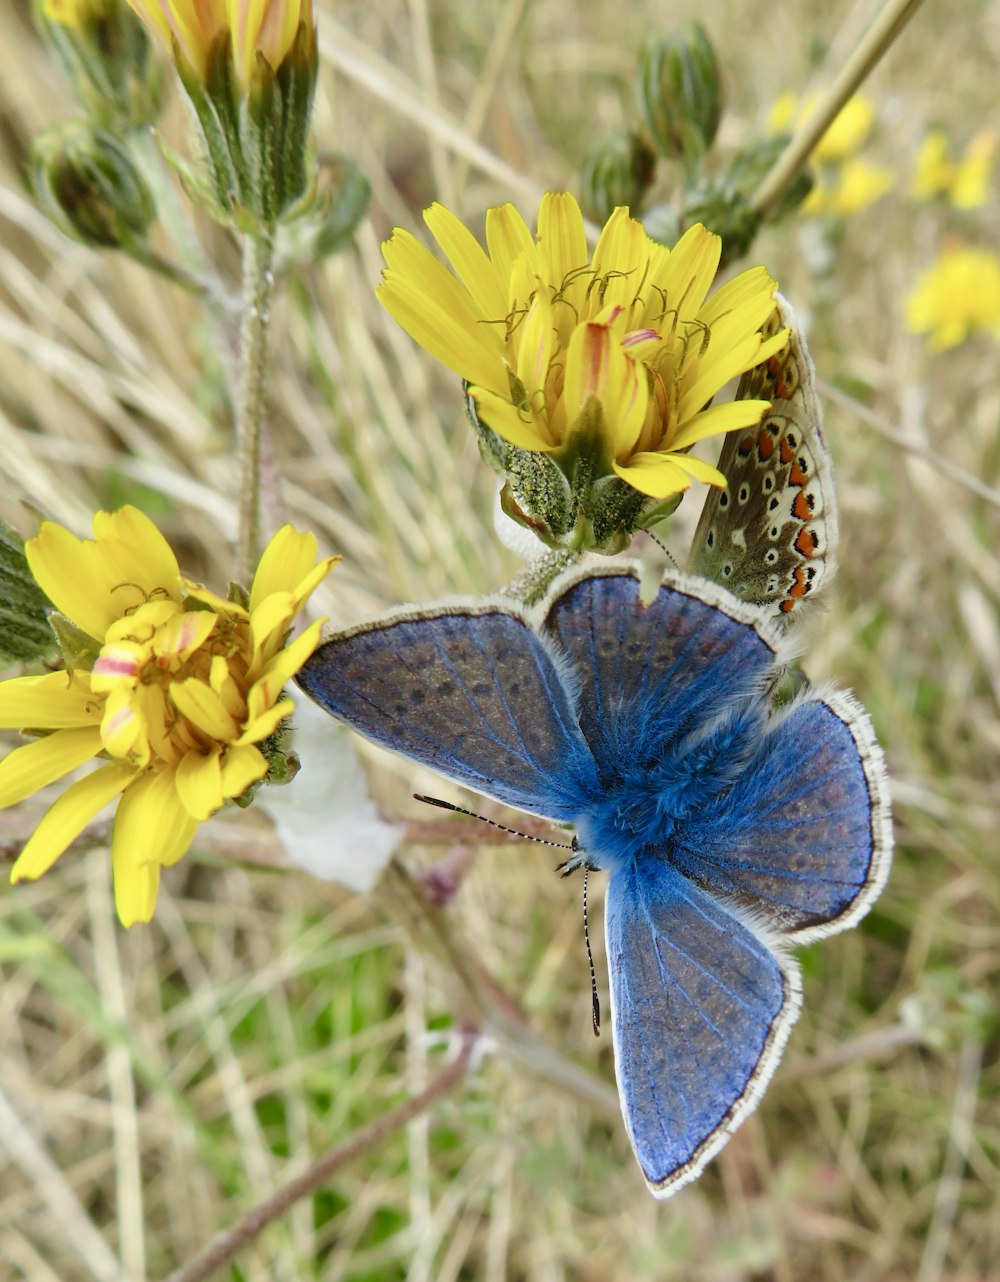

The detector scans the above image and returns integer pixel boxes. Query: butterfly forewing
[542,566,780,773]
[689,294,839,620]
[297,604,597,821]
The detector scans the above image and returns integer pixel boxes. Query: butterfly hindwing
[297,603,597,820]
[668,690,892,938]
[605,857,801,1197]
[689,293,838,620]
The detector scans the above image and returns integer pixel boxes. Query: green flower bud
[31,120,156,249]
[580,131,657,223]
[637,23,724,169]
[172,16,319,228]
[680,182,761,267]
[35,0,164,127]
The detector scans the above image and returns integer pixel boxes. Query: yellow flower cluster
[912,130,996,209]
[378,193,786,501]
[0,507,336,926]
[770,91,894,217]
[906,247,1000,351]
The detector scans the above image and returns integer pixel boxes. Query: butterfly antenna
[584,867,601,1037]
[413,794,576,850]
[646,529,679,569]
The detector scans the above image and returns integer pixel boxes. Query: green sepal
[0,520,57,666]
[48,612,102,672]
[231,700,299,807]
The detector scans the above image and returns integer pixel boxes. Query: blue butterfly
[297,564,892,1197]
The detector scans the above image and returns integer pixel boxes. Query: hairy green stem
[235,231,276,582]
[751,0,926,218]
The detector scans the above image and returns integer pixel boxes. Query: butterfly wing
[605,857,801,1197]
[669,690,892,940]
[689,293,839,620]
[296,602,598,820]
[542,566,781,772]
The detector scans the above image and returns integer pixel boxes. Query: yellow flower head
[0,507,337,926]
[905,247,1000,351]
[378,193,786,501]
[804,158,895,217]
[42,0,102,22]
[912,129,996,209]
[127,0,312,86]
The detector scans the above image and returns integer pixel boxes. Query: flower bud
[580,131,657,223]
[31,120,156,249]
[35,0,164,126]
[637,23,723,168]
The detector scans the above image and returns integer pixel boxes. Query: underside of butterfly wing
[689,294,838,620]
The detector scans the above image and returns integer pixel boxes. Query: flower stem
[235,230,276,582]
[162,1031,477,1282]
[751,0,926,218]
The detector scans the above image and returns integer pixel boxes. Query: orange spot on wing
[788,458,809,486]
[779,436,795,464]
[737,434,754,458]
[792,491,812,520]
[757,429,775,460]
[789,565,810,598]
[794,528,818,557]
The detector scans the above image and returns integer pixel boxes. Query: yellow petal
[378,271,508,392]
[676,331,767,423]
[27,507,181,641]
[152,608,217,660]
[668,398,771,452]
[666,453,728,486]
[112,766,199,877]
[469,387,557,451]
[0,671,101,730]
[0,725,103,808]
[654,223,721,320]
[591,208,650,314]
[424,203,509,322]
[563,323,649,454]
[247,621,324,719]
[515,292,557,401]
[174,748,223,820]
[170,678,240,742]
[100,684,150,764]
[536,192,589,293]
[484,202,537,282]
[612,455,693,498]
[249,525,317,612]
[237,697,291,748]
[9,762,135,883]
[220,743,269,799]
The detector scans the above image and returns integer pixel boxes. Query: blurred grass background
[1,0,999,1279]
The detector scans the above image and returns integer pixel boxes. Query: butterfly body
[298,564,891,1196]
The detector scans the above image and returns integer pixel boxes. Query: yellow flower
[912,129,996,209]
[42,0,98,21]
[126,0,312,86]
[769,91,876,164]
[905,247,1000,350]
[804,158,895,216]
[0,507,337,926]
[377,193,786,501]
